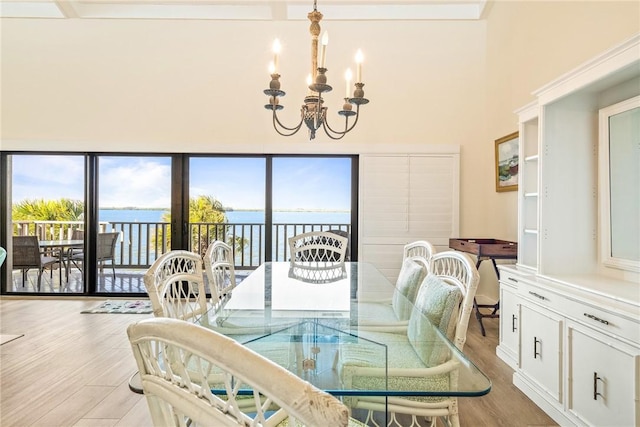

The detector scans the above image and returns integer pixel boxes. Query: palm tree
[161,195,246,256]
[12,198,84,236]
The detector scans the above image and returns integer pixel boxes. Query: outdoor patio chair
[203,240,236,307]
[65,229,84,281]
[288,231,349,264]
[67,231,119,281]
[12,235,59,291]
[337,251,480,427]
[127,317,363,427]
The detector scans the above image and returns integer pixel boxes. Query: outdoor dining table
[197,261,492,400]
[38,239,83,286]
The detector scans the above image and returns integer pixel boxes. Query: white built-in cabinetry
[496,34,640,427]
[359,152,460,282]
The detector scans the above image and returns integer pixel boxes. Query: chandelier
[264,0,369,140]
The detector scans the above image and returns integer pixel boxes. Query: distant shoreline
[101,207,350,213]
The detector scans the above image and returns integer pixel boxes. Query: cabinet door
[498,285,519,368]
[568,325,638,426]
[520,304,563,403]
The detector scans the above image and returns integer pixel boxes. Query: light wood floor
[0,298,557,427]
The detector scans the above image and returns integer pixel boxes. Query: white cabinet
[568,323,639,427]
[498,267,640,426]
[519,303,562,404]
[496,279,519,369]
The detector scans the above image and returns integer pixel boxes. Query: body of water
[98,209,351,266]
[99,209,350,224]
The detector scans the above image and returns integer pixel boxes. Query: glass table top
[196,262,492,398]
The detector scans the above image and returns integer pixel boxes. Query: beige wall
[484,0,640,241]
[1,2,638,295]
[477,0,639,299]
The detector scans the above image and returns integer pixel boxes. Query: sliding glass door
[272,157,354,261]
[95,155,172,293]
[5,154,85,293]
[1,152,357,295]
[189,156,266,271]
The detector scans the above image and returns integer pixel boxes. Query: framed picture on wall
[495,131,519,192]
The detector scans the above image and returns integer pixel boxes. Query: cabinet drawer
[518,283,562,313]
[563,297,640,345]
[499,270,524,288]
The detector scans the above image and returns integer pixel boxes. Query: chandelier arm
[272,109,305,134]
[322,104,361,137]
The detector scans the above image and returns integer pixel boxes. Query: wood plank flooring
[0,298,557,426]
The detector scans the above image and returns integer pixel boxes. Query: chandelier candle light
[264,0,369,140]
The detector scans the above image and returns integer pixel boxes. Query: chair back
[97,232,119,261]
[12,236,42,269]
[288,231,349,264]
[428,250,480,351]
[71,229,84,240]
[127,317,350,427]
[328,229,351,261]
[143,250,208,320]
[203,241,236,303]
[403,240,436,262]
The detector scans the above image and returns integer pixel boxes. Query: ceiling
[0,0,488,21]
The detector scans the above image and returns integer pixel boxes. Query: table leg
[473,257,501,337]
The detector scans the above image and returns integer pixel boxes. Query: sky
[10,154,351,210]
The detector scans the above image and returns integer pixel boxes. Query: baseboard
[513,372,575,427]
[495,345,518,370]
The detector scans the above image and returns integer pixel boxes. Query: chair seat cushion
[338,330,450,403]
[354,300,407,327]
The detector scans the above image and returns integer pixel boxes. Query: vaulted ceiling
[0,0,488,21]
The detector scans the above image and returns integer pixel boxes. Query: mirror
[599,96,640,272]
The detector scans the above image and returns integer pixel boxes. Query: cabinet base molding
[513,373,574,427]
[495,345,517,370]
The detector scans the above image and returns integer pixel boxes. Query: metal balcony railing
[11,220,351,271]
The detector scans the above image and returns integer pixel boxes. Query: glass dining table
[196,261,491,400]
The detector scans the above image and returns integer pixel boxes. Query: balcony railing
[12,220,351,270]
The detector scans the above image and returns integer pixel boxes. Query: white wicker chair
[355,240,436,332]
[143,250,208,322]
[203,240,236,307]
[127,317,364,427]
[403,240,436,263]
[288,231,349,264]
[338,251,480,427]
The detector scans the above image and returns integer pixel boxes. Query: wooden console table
[449,238,517,336]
